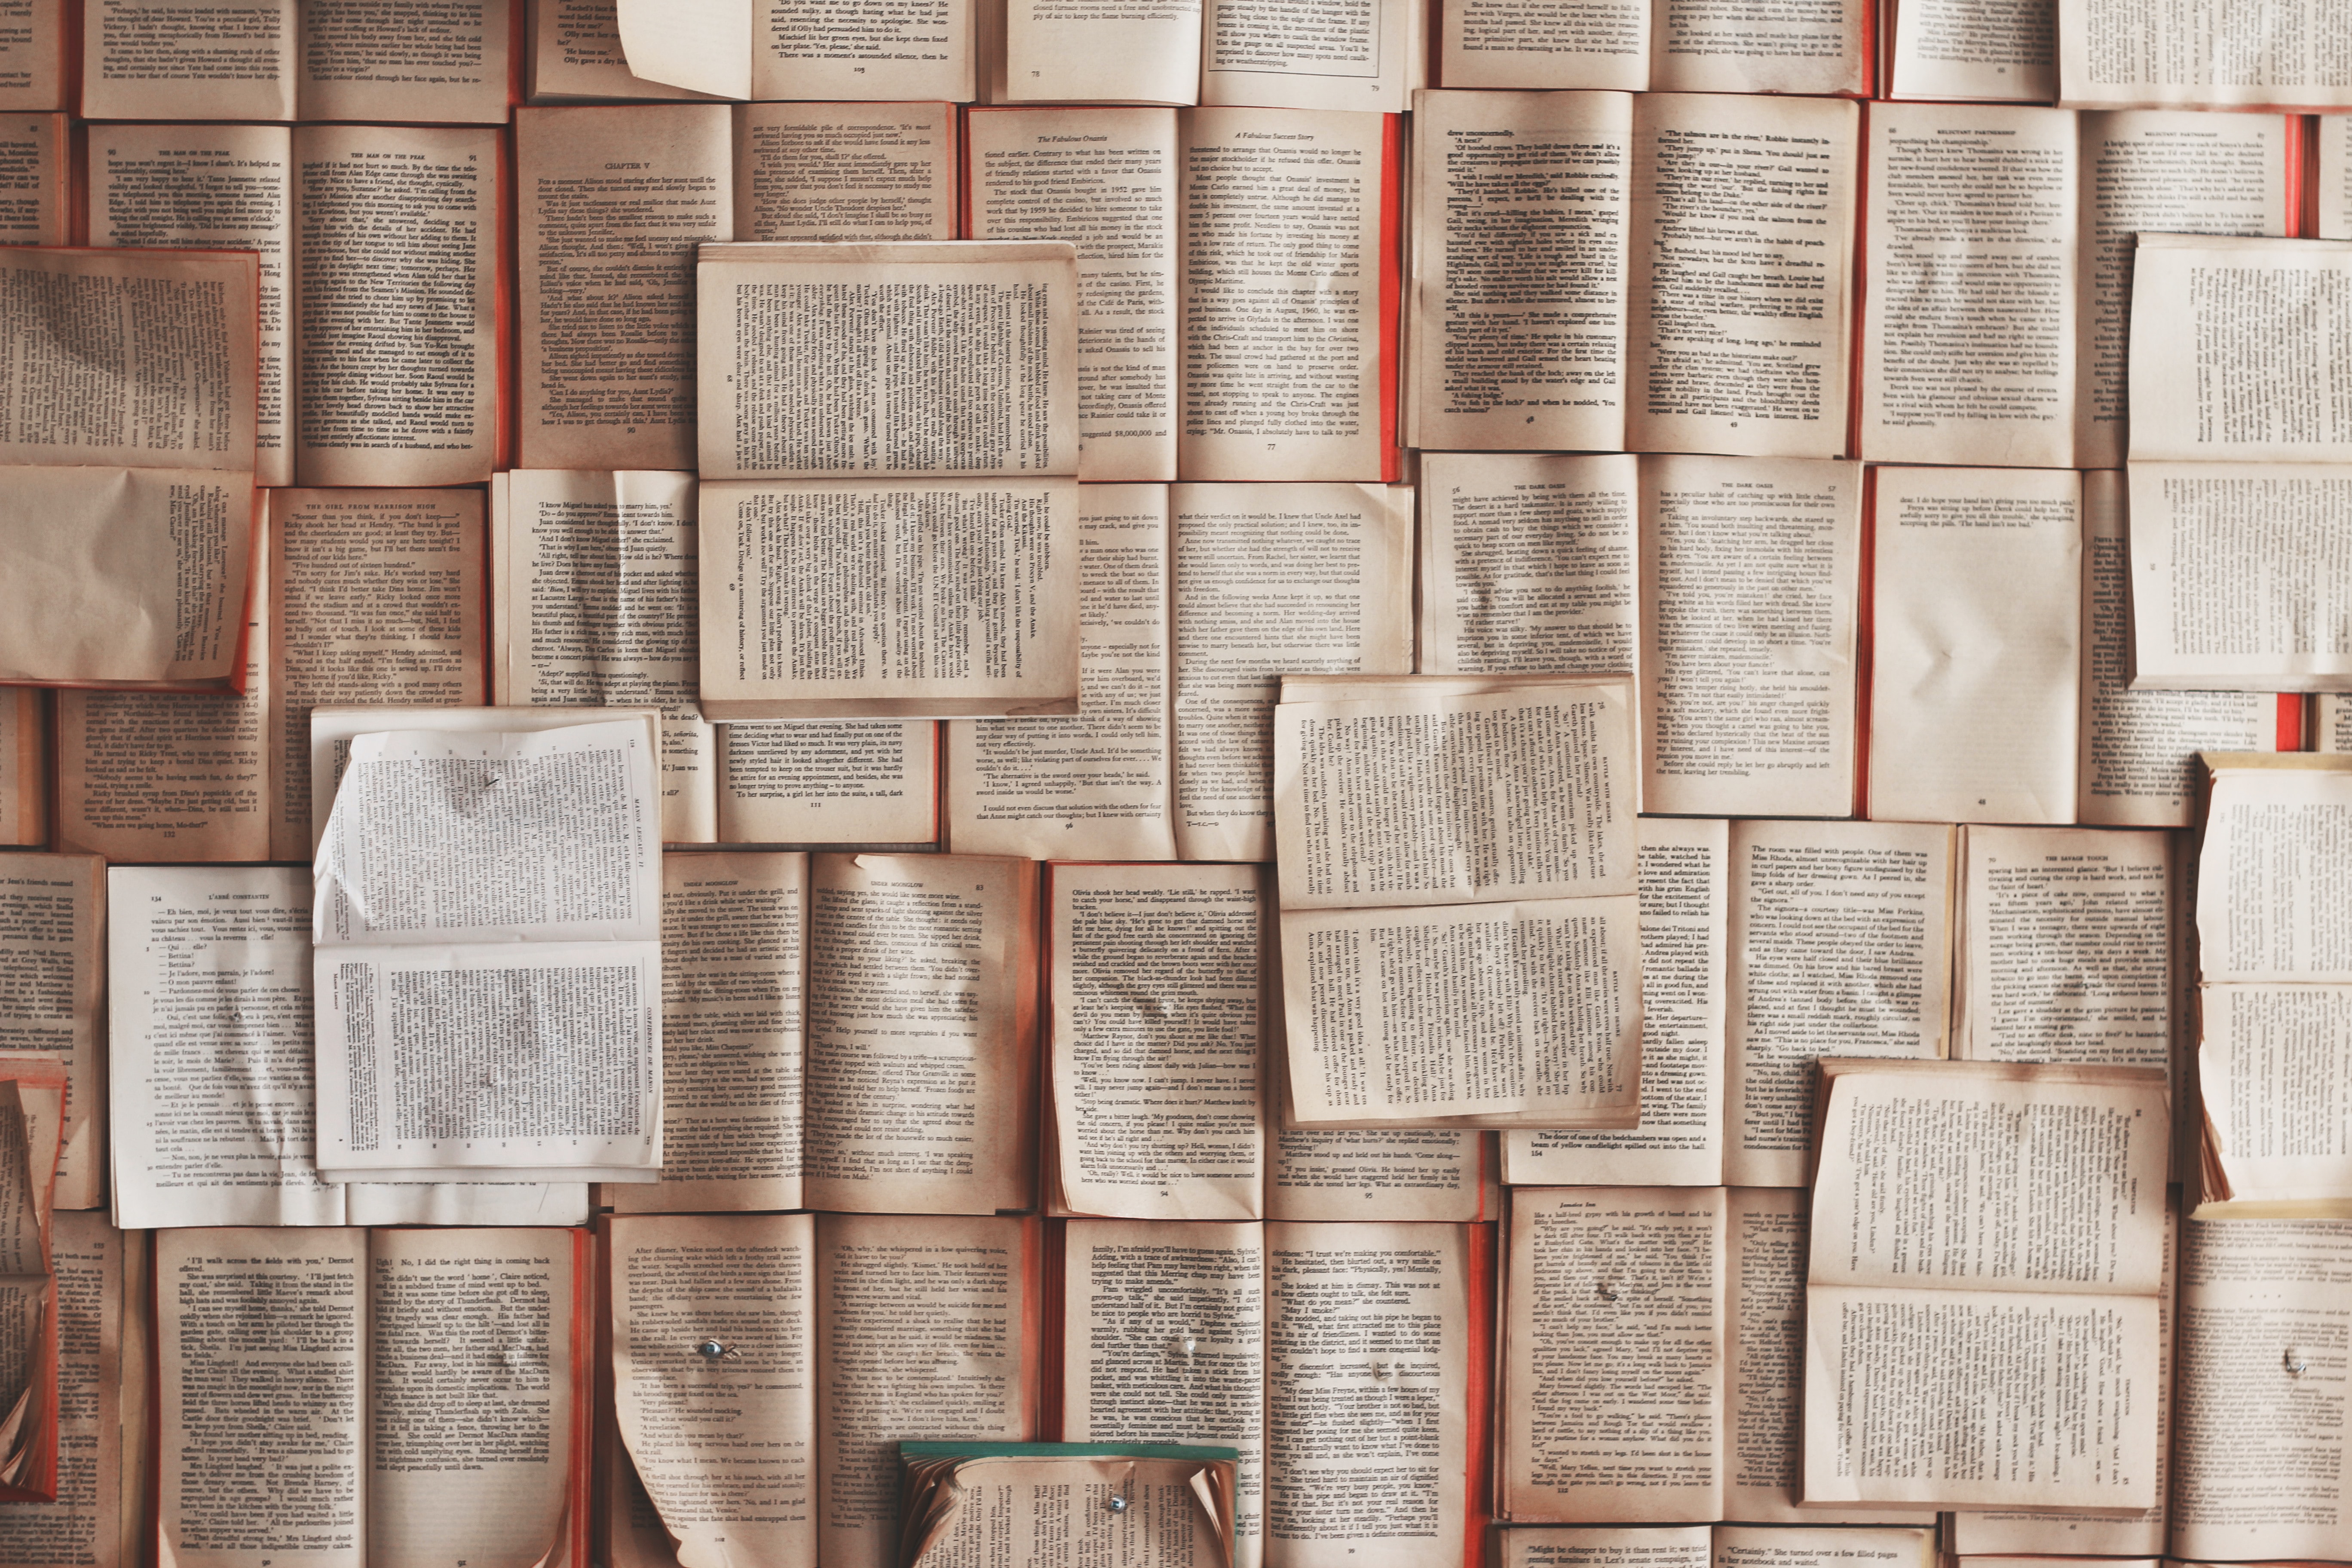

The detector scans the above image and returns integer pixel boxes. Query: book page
[1170,482,1413,860]
[2170,1217,2352,1562]
[1178,106,1392,481]
[368,1229,576,1568]
[0,691,42,847]
[1197,0,1414,110]
[1641,454,1861,818]
[1282,894,1643,1127]
[493,470,716,844]
[2076,472,2273,825]
[1438,0,1648,88]
[2057,0,2352,107]
[902,1454,1229,1567]
[0,115,61,244]
[1716,1527,1939,1568]
[290,124,500,487]
[611,1212,816,1568]
[2126,462,2352,690]
[1415,452,1637,678]
[518,105,732,472]
[1868,464,2081,824]
[2195,769,2352,981]
[815,1213,1032,1568]
[1002,0,1198,101]
[717,722,939,845]
[1859,103,2077,467]
[296,0,511,122]
[1726,819,1953,1187]
[1506,817,1726,1188]
[0,0,61,110]
[2130,235,2352,463]
[697,476,1079,720]
[1264,1221,1469,1568]
[270,488,486,861]
[968,107,1179,482]
[2327,113,2350,239]
[156,1228,365,1568]
[107,866,344,1229]
[86,123,289,487]
[613,852,806,1214]
[803,853,1036,1214]
[750,0,974,101]
[0,1213,117,1564]
[1501,1526,1712,1568]
[81,0,295,119]
[1626,93,1856,458]
[735,102,956,241]
[1048,863,1264,1219]
[1651,0,1866,91]
[1061,1219,1265,1567]
[2326,694,2352,751]
[2072,112,2285,470]
[531,0,714,100]
[947,484,1174,859]
[1501,1187,1726,1522]
[1888,0,2055,99]
[0,855,100,1211]
[1406,89,1632,455]
[2198,983,2352,1206]
[1267,1129,1487,1221]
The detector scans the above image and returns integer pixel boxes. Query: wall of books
[0,0,2350,1563]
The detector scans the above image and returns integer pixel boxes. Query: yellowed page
[717,722,939,844]
[0,0,62,110]
[751,0,974,101]
[1868,465,2080,824]
[1267,1129,1487,1221]
[697,476,1080,720]
[0,691,43,846]
[1500,1525,1712,1568]
[532,0,716,100]
[1651,0,1867,90]
[0,1213,118,1565]
[0,854,102,1212]
[156,1227,365,1568]
[1726,819,1953,1188]
[1627,94,1856,459]
[290,124,499,487]
[804,853,1035,1213]
[815,1213,1032,1568]
[518,105,732,472]
[2058,0,2352,107]
[1049,862,1264,1219]
[1641,454,1861,818]
[611,1213,816,1568]
[1439,0,1647,89]
[968,107,1179,482]
[1859,103,2077,468]
[270,488,484,861]
[81,0,294,119]
[613,852,806,1214]
[1501,1187,1726,1522]
[1406,90,1632,455]
[493,470,716,844]
[368,1229,575,1568]
[1282,894,1643,1127]
[1002,0,1198,101]
[1198,0,1415,110]
[1264,1221,1468,1567]
[1170,482,1413,861]
[1507,817,1725,1188]
[0,113,63,244]
[1178,107,1390,481]
[1889,0,2054,99]
[614,0,750,96]
[1061,1218,1264,1568]
[295,0,510,121]
[733,102,956,241]
[1415,452,1637,677]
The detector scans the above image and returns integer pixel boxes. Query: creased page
[611,1213,815,1568]
[518,105,734,472]
[88,123,293,487]
[107,865,343,1230]
[614,852,806,1215]
[969,107,1179,482]
[0,855,101,1211]
[1501,1525,1712,1568]
[1177,107,1391,481]
[1003,0,1199,101]
[717,722,938,844]
[1061,1219,1264,1568]
[1416,452,1637,678]
[1171,483,1413,861]
[1406,90,1632,455]
[1652,0,1866,90]
[1049,863,1263,1219]
[1626,94,1856,459]
[290,124,500,487]
[1507,817,1725,1188]
[156,1228,366,1568]
[1264,1221,1468,1568]
[904,1455,1228,1567]
[616,0,750,97]
[2075,471,2274,826]
[271,488,487,861]
[815,1213,1031,1568]
[1725,819,1953,1188]
[0,1213,118,1563]
[947,483,1175,860]
[1859,103,2077,468]
[368,1229,576,1568]
[534,0,717,100]
[1196,0,1414,110]
[1501,1187,1726,1522]
[494,470,716,844]
[1268,1129,1486,1222]
[295,0,511,122]
[1868,464,2081,825]
[735,103,954,242]
[1890,0,2053,98]
[1641,454,1860,818]
[803,853,1035,1214]
[1439,0,1648,88]
[751,0,973,101]
[80,0,295,119]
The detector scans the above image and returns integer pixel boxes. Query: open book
[1883,0,2054,101]
[1436,0,1871,92]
